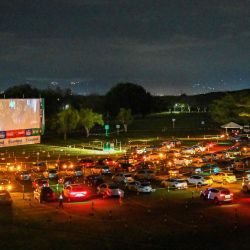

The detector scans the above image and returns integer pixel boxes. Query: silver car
[97,183,124,198]
[161,178,188,189]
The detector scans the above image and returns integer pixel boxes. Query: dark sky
[0,0,249,95]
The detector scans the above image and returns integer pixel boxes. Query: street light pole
[172,118,176,129]
[201,121,205,138]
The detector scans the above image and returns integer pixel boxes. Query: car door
[212,173,220,182]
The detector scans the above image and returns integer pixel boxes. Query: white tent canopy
[221,122,243,133]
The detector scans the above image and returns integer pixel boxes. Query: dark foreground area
[1,191,250,250]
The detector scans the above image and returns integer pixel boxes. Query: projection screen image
[0,99,44,147]
[0,99,41,131]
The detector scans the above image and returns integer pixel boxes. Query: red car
[78,159,96,168]
[62,184,92,202]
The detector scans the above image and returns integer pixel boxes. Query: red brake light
[220,194,225,197]
[230,193,234,196]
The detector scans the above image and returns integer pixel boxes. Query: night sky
[0,0,249,95]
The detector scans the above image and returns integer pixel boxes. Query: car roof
[208,187,229,191]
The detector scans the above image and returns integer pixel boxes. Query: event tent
[221,122,243,133]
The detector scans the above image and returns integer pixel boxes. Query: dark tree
[2,84,40,98]
[105,83,152,116]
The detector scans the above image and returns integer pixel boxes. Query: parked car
[66,166,83,177]
[181,147,196,155]
[43,169,58,179]
[59,176,80,187]
[15,171,31,181]
[112,173,135,183]
[78,158,96,168]
[0,190,12,205]
[97,158,118,167]
[32,178,49,189]
[174,157,192,166]
[210,172,237,184]
[187,175,213,186]
[126,181,154,193]
[0,179,12,191]
[118,162,135,172]
[34,186,55,203]
[85,174,104,186]
[161,178,188,189]
[200,187,233,204]
[91,165,111,175]
[62,184,92,202]
[134,169,156,180]
[242,179,250,192]
[56,161,74,171]
[97,183,124,198]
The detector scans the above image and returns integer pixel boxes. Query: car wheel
[214,197,219,205]
[197,183,202,187]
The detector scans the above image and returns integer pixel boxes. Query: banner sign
[0,136,41,147]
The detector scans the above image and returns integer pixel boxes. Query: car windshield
[140,182,150,187]
[175,179,186,183]
[221,190,230,195]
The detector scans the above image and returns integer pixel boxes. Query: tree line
[0,83,249,139]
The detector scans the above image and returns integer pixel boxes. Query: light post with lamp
[201,121,205,138]
[172,118,176,129]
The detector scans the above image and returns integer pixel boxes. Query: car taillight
[230,193,234,196]
[220,194,225,197]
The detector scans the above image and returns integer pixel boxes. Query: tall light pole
[172,118,176,129]
[201,121,205,138]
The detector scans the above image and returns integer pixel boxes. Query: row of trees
[210,92,250,124]
[51,107,133,140]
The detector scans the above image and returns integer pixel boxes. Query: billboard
[0,98,45,147]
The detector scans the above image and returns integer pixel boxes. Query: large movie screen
[0,99,44,147]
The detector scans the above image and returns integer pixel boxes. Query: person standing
[58,192,64,208]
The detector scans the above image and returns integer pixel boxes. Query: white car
[187,175,213,186]
[112,173,134,183]
[210,172,237,184]
[161,178,188,189]
[174,157,192,166]
[200,187,234,204]
[181,147,196,155]
[126,181,154,193]
[97,183,124,198]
